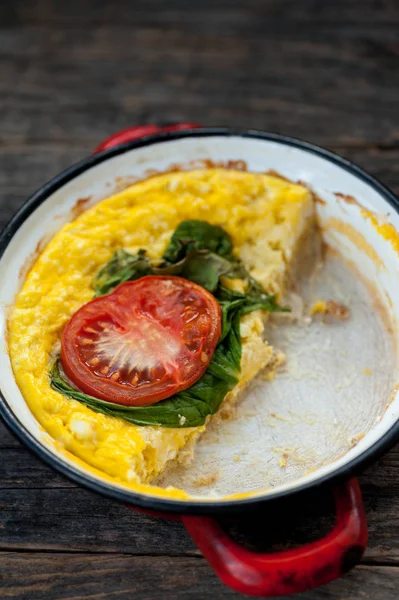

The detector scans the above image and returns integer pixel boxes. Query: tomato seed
[185,311,199,323]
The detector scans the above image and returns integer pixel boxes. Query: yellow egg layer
[9,169,314,496]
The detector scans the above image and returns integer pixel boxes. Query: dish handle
[94,126,367,596]
[93,122,200,154]
[182,478,367,597]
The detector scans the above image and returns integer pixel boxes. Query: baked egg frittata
[9,169,315,494]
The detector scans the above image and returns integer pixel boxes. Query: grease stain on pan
[318,248,399,431]
[69,195,92,220]
[387,382,399,411]
[323,217,384,269]
[335,193,360,205]
[362,210,399,255]
[326,246,396,338]
[332,192,399,258]
[335,192,365,210]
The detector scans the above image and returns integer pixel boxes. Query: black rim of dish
[0,127,398,515]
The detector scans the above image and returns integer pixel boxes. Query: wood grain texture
[0,434,398,562]
[0,0,398,598]
[0,555,398,600]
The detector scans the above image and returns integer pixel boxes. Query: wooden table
[0,1,398,598]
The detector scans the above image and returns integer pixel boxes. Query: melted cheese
[9,169,315,497]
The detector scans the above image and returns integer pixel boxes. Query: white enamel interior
[0,134,398,503]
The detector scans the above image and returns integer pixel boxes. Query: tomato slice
[60,276,222,407]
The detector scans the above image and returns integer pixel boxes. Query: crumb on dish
[310,299,350,320]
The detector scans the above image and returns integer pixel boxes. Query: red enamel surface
[182,478,368,597]
[93,122,200,154]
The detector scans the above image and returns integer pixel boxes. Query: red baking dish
[0,123,398,596]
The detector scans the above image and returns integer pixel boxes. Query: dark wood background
[0,1,398,598]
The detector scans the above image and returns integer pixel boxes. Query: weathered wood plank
[0,487,199,556]
[0,434,397,562]
[0,1,398,150]
[0,447,77,488]
[0,54,397,149]
[0,1,398,598]
[0,553,398,600]
[2,0,399,28]
[0,423,18,449]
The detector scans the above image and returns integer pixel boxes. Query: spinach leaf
[217,283,287,316]
[162,220,233,263]
[93,247,234,295]
[50,309,241,428]
[94,249,153,296]
[92,219,286,303]
[218,298,246,340]
[93,245,286,305]
[175,250,233,292]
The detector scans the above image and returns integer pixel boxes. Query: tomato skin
[61,276,221,407]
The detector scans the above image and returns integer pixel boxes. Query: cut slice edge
[140,211,320,488]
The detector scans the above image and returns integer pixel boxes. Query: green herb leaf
[176,250,233,292]
[218,298,246,340]
[162,220,234,263]
[93,249,153,296]
[93,247,236,296]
